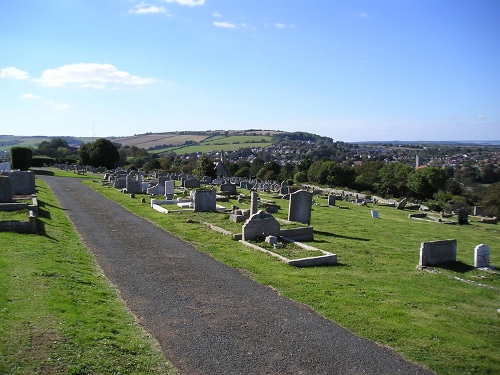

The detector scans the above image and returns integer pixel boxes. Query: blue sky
[1,0,499,142]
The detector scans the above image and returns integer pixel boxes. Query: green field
[83,178,500,375]
[152,135,273,154]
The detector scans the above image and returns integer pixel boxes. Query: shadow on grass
[314,230,370,242]
[33,168,54,176]
[439,261,476,273]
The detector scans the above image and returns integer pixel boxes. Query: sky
[1,0,499,142]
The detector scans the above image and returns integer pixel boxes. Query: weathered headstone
[397,197,408,210]
[473,206,484,217]
[126,172,142,194]
[242,210,280,241]
[165,180,175,199]
[192,189,216,212]
[418,239,457,268]
[184,178,201,189]
[288,190,312,225]
[220,183,237,195]
[8,171,36,195]
[0,176,13,203]
[474,244,490,268]
[457,209,469,225]
[250,191,258,216]
[371,210,379,219]
[280,181,288,195]
[328,194,336,206]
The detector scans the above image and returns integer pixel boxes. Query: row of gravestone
[418,239,491,268]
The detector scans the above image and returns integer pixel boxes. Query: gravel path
[40,175,432,375]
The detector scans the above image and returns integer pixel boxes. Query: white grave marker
[474,244,490,268]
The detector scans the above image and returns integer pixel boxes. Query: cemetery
[3,167,499,374]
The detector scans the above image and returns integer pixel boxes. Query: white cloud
[274,23,295,29]
[129,3,169,15]
[212,12,221,18]
[165,0,205,7]
[0,67,30,79]
[21,93,41,100]
[33,63,155,88]
[213,21,237,28]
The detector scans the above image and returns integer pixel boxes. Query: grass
[81,177,500,375]
[0,178,175,374]
[153,135,273,154]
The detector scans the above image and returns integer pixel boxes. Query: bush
[10,147,32,170]
[32,156,56,167]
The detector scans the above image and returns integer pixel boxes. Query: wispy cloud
[21,93,41,100]
[33,63,155,88]
[0,67,30,80]
[165,0,205,7]
[357,12,369,18]
[212,12,221,18]
[274,23,295,29]
[213,21,237,29]
[129,3,169,15]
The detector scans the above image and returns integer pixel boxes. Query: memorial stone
[328,194,336,206]
[419,239,457,268]
[250,191,258,216]
[288,190,312,225]
[192,189,216,212]
[0,176,13,202]
[474,244,490,268]
[242,210,280,241]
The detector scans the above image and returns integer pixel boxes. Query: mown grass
[83,178,500,375]
[0,178,175,374]
[154,135,273,154]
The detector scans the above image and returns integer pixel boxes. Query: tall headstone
[396,197,408,210]
[457,209,469,225]
[474,244,490,268]
[371,210,379,219]
[250,191,258,216]
[328,194,336,206]
[280,181,288,195]
[0,176,13,202]
[288,190,312,225]
[473,206,484,217]
[192,189,216,212]
[165,180,175,199]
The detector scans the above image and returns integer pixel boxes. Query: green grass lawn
[83,178,500,375]
[0,178,175,374]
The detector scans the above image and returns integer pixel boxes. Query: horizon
[1,1,499,142]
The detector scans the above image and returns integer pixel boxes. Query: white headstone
[371,210,379,219]
[474,244,490,268]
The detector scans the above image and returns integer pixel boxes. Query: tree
[481,182,500,217]
[407,167,448,200]
[378,162,413,197]
[194,155,216,180]
[480,164,500,184]
[79,138,120,169]
[354,161,384,191]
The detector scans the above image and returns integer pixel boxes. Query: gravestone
[250,191,258,216]
[371,210,379,219]
[280,181,288,195]
[9,171,36,195]
[397,197,408,210]
[473,206,484,217]
[242,210,280,241]
[192,189,216,212]
[418,239,457,268]
[457,209,468,225]
[474,244,490,268]
[114,177,126,189]
[184,178,201,189]
[220,183,237,195]
[0,176,13,203]
[328,194,336,206]
[126,172,142,194]
[288,190,312,225]
[165,180,175,199]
